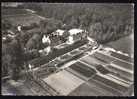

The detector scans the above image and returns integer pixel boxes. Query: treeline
[23,3,134,43]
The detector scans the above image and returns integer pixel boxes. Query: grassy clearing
[106,33,134,56]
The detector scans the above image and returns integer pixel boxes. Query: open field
[106,33,134,56]
[43,70,84,95]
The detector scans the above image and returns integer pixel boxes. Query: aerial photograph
[1,2,134,96]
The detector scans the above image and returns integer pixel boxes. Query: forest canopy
[23,3,134,43]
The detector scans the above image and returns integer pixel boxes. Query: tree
[2,19,12,30]
[25,33,41,50]
[63,9,73,24]
[2,54,12,76]
[69,16,79,28]
[39,19,48,33]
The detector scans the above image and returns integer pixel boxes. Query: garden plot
[42,70,84,95]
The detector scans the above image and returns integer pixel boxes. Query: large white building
[55,29,65,36]
[68,28,84,35]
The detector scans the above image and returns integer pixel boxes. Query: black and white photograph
[1,2,134,96]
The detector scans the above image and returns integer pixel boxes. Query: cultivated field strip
[69,50,82,55]
[78,46,87,51]
[68,62,97,78]
[87,78,122,96]
[92,52,116,63]
[92,74,130,93]
[98,73,130,87]
[65,67,90,81]
[68,74,125,96]
[68,83,106,96]
[106,65,133,82]
[93,51,134,72]
[97,51,133,65]
[110,63,133,74]
[60,54,72,60]
[106,74,132,85]
[110,51,134,63]
[79,55,107,66]
[112,60,133,70]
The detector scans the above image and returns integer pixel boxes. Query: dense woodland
[2,3,134,43]
[23,3,134,43]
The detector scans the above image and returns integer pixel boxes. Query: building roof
[55,29,65,35]
[68,29,84,35]
[56,29,65,33]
